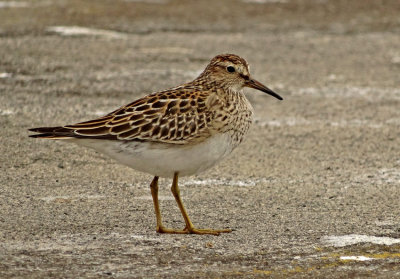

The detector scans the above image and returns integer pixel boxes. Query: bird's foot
[157,226,232,235]
[186,227,232,235]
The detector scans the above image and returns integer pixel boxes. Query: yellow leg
[149,176,163,232]
[149,174,232,235]
[150,176,184,233]
[169,172,232,235]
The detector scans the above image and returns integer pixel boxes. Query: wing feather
[33,87,212,144]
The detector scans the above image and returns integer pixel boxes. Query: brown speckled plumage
[29,54,282,235]
[30,54,281,147]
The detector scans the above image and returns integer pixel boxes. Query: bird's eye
[227,66,235,73]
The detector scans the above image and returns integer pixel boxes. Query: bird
[29,54,283,235]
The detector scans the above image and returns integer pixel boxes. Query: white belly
[71,133,237,178]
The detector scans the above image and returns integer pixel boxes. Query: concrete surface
[1,0,400,278]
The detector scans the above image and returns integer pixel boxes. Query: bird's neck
[193,76,244,96]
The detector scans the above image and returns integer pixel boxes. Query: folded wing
[29,89,212,144]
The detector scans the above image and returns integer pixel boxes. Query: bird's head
[198,54,282,100]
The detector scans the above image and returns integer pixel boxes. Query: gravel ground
[1,0,400,278]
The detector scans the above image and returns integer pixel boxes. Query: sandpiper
[29,54,283,235]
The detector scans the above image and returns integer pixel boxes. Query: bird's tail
[28,126,75,139]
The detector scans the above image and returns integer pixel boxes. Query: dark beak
[245,78,283,100]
